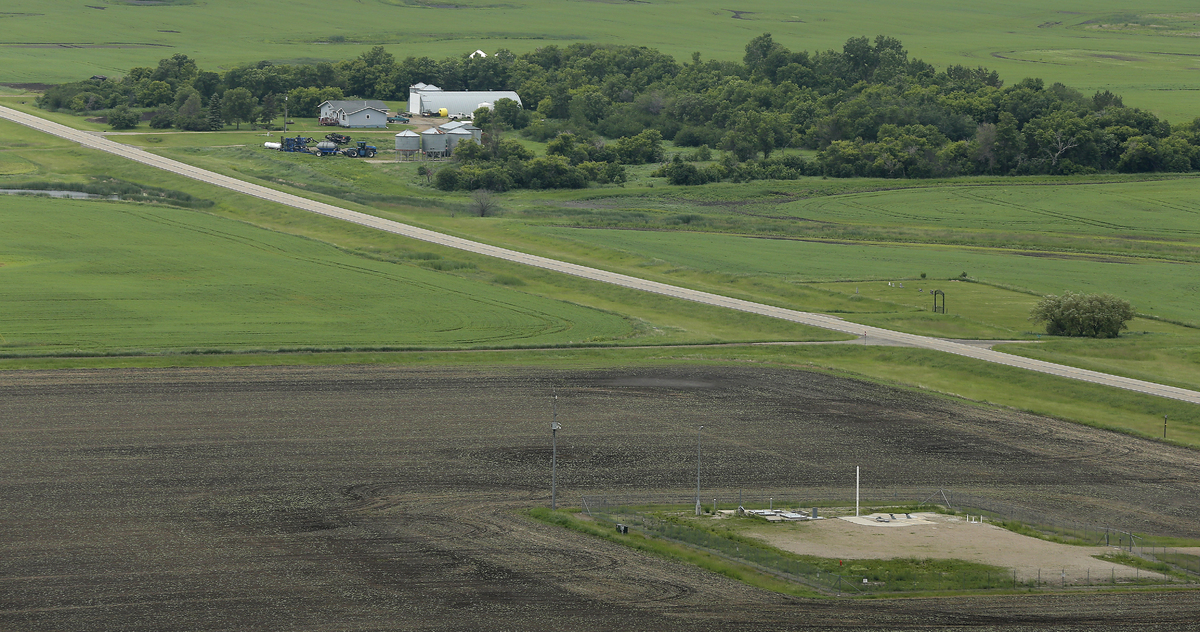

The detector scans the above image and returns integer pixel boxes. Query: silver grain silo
[395,130,420,151]
[421,127,447,157]
[447,128,473,153]
[464,125,482,143]
[395,130,420,160]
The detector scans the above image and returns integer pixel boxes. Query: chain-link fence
[578,488,1200,593]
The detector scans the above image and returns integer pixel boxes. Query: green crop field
[0,195,644,355]
[527,226,1200,325]
[5,1,1200,121]
[0,116,840,355]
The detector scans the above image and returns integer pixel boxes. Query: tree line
[40,35,1200,181]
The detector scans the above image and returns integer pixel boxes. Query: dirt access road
[2,364,1199,630]
[1,105,1197,405]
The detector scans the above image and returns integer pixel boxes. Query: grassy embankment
[6,1,1200,122]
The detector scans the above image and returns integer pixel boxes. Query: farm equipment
[310,140,343,157]
[387,115,410,124]
[267,134,374,158]
[271,136,315,152]
[342,140,377,158]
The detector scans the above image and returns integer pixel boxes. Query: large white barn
[407,83,522,117]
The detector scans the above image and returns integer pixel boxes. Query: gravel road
[2,104,1197,405]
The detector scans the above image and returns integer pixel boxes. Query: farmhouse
[407,83,522,117]
[318,99,389,128]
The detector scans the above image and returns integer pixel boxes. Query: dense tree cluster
[39,53,337,130]
[1029,292,1136,338]
[40,35,1200,180]
[432,131,628,192]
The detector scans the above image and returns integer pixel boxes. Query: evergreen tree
[258,93,279,127]
[206,94,223,131]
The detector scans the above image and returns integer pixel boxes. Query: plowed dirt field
[2,364,1199,630]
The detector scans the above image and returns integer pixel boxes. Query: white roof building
[407,83,522,117]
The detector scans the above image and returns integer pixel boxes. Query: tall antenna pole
[551,387,560,510]
[856,466,860,517]
[695,426,703,516]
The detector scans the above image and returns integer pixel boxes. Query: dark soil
[1,364,1198,630]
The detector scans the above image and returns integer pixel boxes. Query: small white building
[407,83,522,117]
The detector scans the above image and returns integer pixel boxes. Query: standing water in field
[0,189,119,200]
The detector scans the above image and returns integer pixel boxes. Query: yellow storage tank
[438,107,448,117]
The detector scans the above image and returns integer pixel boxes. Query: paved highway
[3,104,1198,405]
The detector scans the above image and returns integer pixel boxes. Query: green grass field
[0,195,643,354]
[8,110,1193,389]
[5,1,1200,121]
[0,116,842,353]
[527,227,1200,325]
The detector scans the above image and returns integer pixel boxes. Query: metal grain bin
[447,128,473,152]
[421,128,447,155]
[464,125,482,142]
[395,130,420,152]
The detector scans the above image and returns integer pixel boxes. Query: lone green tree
[1029,291,1135,338]
[107,105,139,130]
[220,87,257,130]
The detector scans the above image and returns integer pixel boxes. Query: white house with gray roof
[318,100,389,128]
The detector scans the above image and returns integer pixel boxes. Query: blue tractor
[342,140,378,158]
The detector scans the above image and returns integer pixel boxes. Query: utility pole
[695,426,703,516]
[283,95,288,132]
[856,466,860,517]
[1164,414,1168,439]
[551,389,560,510]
